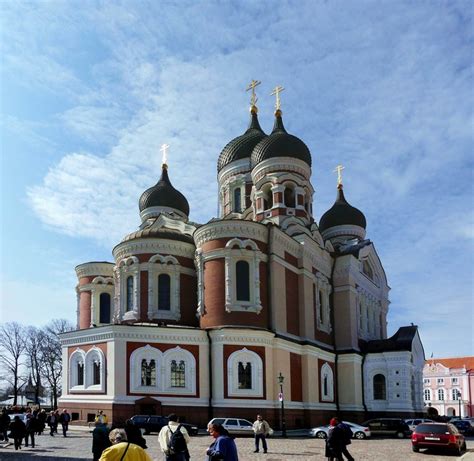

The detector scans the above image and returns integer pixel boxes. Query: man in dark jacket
[9,415,26,450]
[0,409,10,443]
[92,421,111,461]
[124,418,147,449]
[59,409,71,437]
[326,417,345,461]
[24,413,37,448]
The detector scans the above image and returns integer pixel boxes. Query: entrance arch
[446,407,456,416]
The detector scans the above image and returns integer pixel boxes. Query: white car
[310,421,371,439]
[404,418,433,432]
[208,418,255,435]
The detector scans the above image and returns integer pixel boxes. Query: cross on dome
[270,85,285,111]
[246,79,261,109]
[161,143,170,167]
[333,164,345,187]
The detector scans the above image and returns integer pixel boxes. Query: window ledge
[225,302,262,314]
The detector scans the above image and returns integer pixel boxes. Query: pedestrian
[54,409,60,433]
[325,417,345,461]
[92,421,111,461]
[206,422,239,461]
[0,408,10,443]
[99,428,152,461]
[252,414,270,453]
[37,409,47,435]
[46,410,58,436]
[337,419,354,461]
[158,414,190,461]
[95,410,108,425]
[59,409,71,437]
[9,415,26,450]
[24,412,37,448]
[124,418,147,449]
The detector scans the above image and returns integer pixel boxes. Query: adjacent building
[59,90,425,427]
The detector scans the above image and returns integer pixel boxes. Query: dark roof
[122,227,194,244]
[139,166,189,216]
[251,111,312,167]
[217,110,267,172]
[361,326,418,353]
[319,185,366,232]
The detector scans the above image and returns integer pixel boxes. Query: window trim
[118,256,140,321]
[227,348,263,398]
[320,362,334,402]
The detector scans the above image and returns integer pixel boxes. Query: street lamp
[277,372,287,437]
[456,390,462,418]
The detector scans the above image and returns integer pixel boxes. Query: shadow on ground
[0,453,86,460]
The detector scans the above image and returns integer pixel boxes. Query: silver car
[208,417,254,435]
[310,421,371,439]
[404,418,433,432]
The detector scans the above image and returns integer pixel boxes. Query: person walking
[337,419,354,461]
[99,428,152,461]
[124,419,147,449]
[0,408,10,444]
[158,413,190,461]
[46,410,58,436]
[326,417,345,461]
[95,410,108,425]
[59,409,71,437]
[252,414,270,454]
[24,412,37,448]
[9,415,26,451]
[206,422,238,461]
[37,409,47,435]
[92,421,111,461]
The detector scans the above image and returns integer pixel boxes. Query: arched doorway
[446,407,456,417]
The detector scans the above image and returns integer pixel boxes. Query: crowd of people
[1,407,358,460]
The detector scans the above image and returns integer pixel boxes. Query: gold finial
[160,143,170,168]
[246,80,261,112]
[270,85,285,112]
[333,164,345,187]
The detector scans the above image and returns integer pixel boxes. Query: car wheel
[354,431,366,439]
[412,446,419,453]
[315,431,327,439]
[396,431,405,439]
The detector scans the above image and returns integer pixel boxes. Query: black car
[451,419,472,435]
[130,415,199,436]
[361,418,411,438]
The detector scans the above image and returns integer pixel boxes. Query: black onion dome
[139,166,190,216]
[217,110,267,172]
[319,185,366,232]
[251,111,312,167]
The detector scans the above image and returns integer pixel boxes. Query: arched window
[284,185,295,207]
[233,188,242,213]
[126,276,134,311]
[424,389,431,401]
[373,374,386,400]
[85,347,105,391]
[238,361,252,389]
[262,185,273,210]
[93,361,101,385]
[141,359,156,386]
[320,363,334,401]
[158,274,171,310]
[99,293,111,323]
[438,389,445,401]
[170,360,186,388]
[236,260,250,301]
[77,362,84,386]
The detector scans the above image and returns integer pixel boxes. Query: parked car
[208,418,255,435]
[361,418,411,438]
[130,415,199,436]
[404,418,434,432]
[411,423,466,456]
[451,419,472,435]
[310,421,371,439]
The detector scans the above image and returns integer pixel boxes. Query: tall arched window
[158,274,171,310]
[438,389,445,401]
[99,293,111,323]
[141,359,156,386]
[262,185,273,210]
[77,362,84,386]
[170,360,185,387]
[373,374,386,400]
[452,389,461,400]
[126,276,134,311]
[284,185,295,207]
[320,362,334,401]
[424,389,431,401]
[238,361,252,389]
[236,261,250,301]
[233,188,242,213]
[93,361,101,385]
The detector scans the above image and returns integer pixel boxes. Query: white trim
[227,348,263,398]
[320,362,334,402]
[117,256,140,321]
[85,347,106,392]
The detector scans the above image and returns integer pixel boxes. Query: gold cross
[246,80,261,107]
[270,85,285,111]
[333,164,345,186]
[160,143,170,166]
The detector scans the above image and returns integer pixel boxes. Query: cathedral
[59,84,425,428]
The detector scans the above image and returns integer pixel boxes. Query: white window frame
[452,377,458,385]
[69,348,86,391]
[130,345,161,394]
[437,378,444,385]
[320,362,334,402]
[315,273,331,333]
[227,348,263,398]
[438,388,445,401]
[424,388,431,401]
[118,256,140,321]
[84,347,106,392]
[162,346,196,395]
[90,276,114,326]
[224,239,263,314]
[423,378,430,385]
[452,389,461,401]
[147,254,181,321]
[230,180,245,214]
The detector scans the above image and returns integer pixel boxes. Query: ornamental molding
[113,238,196,261]
[194,221,268,247]
[272,229,302,256]
[139,206,188,222]
[75,262,114,279]
[218,158,252,184]
[321,224,366,241]
[209,329,275,346]
[251,157,311,183]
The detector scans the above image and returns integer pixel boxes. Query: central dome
[251,111,312,167]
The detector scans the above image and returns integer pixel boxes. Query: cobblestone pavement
[0,428,473,461]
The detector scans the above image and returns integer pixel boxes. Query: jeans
[25,431,35,447]
[62,423,68,436]
[13,437,22,450]
[341,445,354,461]
[255,433,267,452]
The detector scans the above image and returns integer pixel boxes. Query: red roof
[425,357,474,370]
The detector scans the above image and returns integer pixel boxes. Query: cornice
[209,329,275,346]
[272,227,302,256]
[75,262,114,279]
[321,224,366,241]
[218,159,252,185]
[194,220,268,247]
[251,157,311,183]
[113,238,195,261]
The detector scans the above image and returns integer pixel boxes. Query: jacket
[252,420,270,435]
[99,442,152,461]
[206,435,239,461]
[158,421,190,454]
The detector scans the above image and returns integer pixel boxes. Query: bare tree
[0,322,26,405]
[25,327,45,404]
[39,319,74,409]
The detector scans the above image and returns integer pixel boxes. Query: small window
[373,374,386,400]
[235,261,250,301]
[262,185,273,210]
[452,377,458,384]
[158,274,171,310]
[452,389,461,400]
[437,378,444,384]
[171,360,186,388]
[77,362,84,386]
[438,389,445,401]
[99,293,111,323]
[423,378,430,385]
[126,276,134,311]
[424,389,431,401]
[141,359,156,386]
[238,361,252,389]
[284,185,295,207]
[233,188,242,213]
[93,361,101,385]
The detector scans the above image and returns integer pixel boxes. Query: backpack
[168,424,187,453]
[340,423,352,444]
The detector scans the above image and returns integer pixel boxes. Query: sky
[0,0,472,359]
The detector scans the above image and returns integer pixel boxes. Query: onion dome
[139,165,189,219]
[217,107,267,172]
[251,110,312,167]
[319,184,366,233]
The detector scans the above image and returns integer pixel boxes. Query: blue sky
[0,1,472,358]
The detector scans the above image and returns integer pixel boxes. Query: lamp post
[277,372,287,437]
[456,390,462,418]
